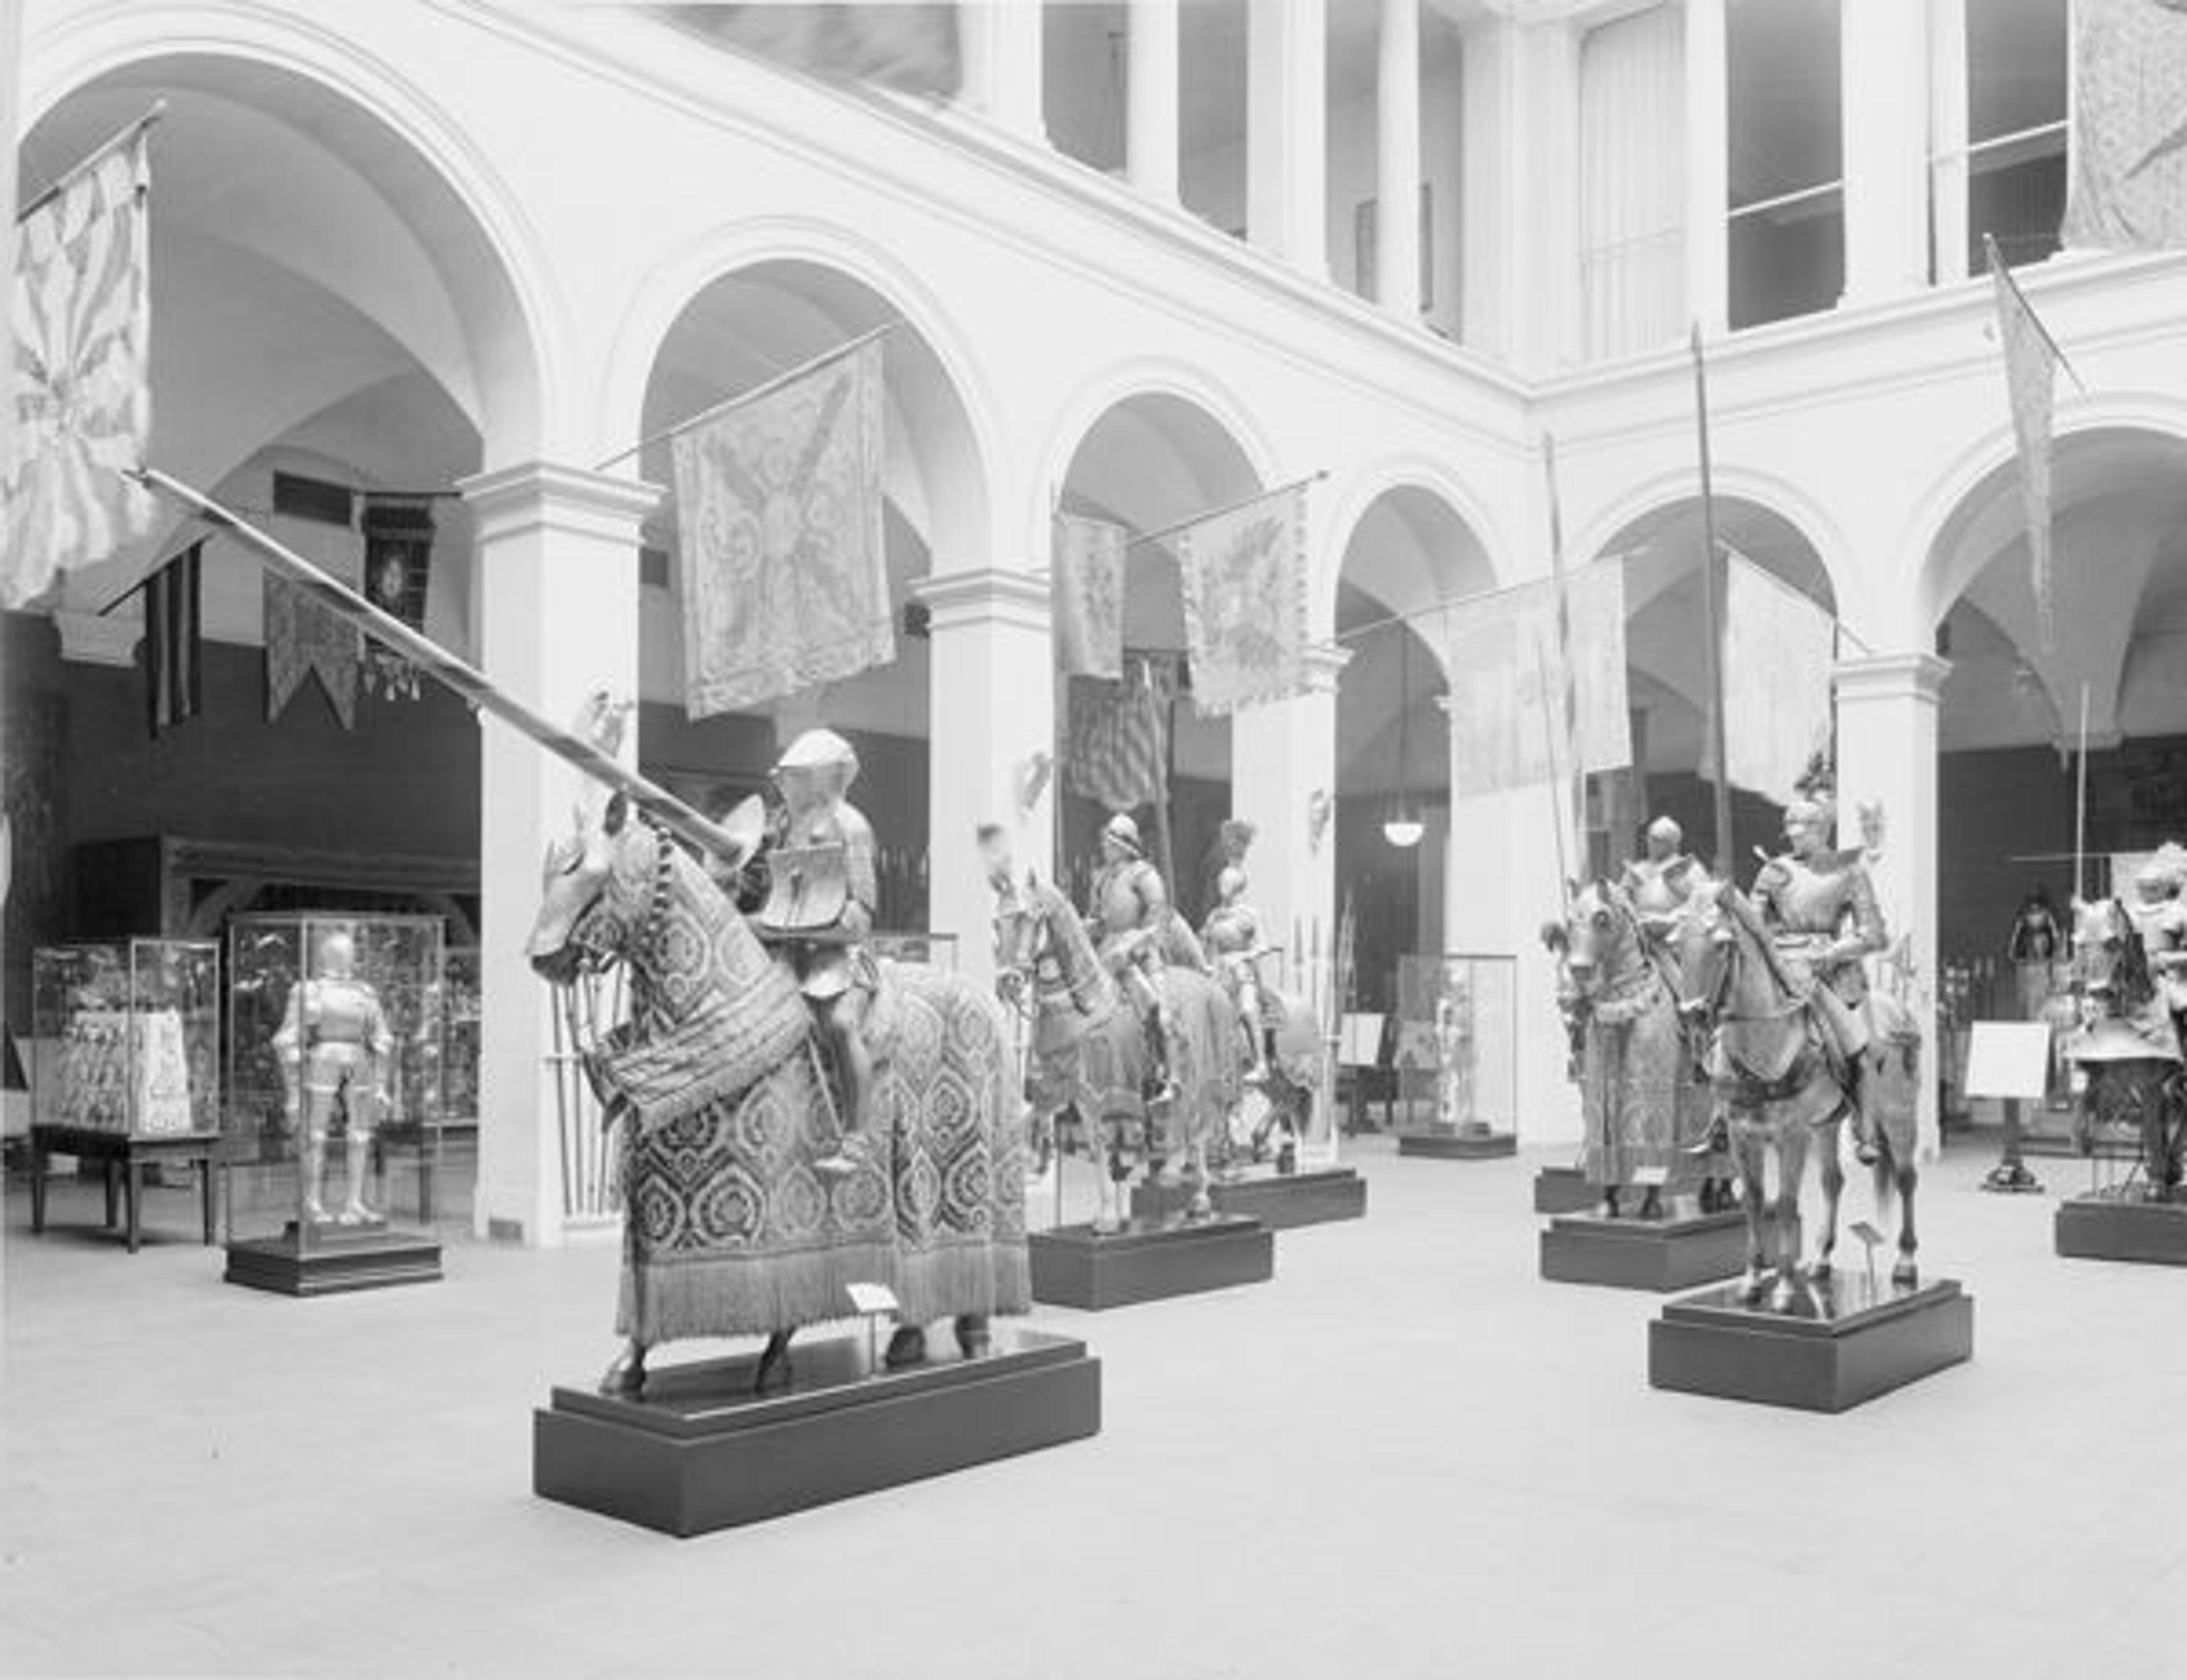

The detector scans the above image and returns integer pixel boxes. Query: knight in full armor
[274,925,393,1226]
[2008,883,2066,1025]
[1201,861,1271,1084]
[1086,812,1181,1104]
[1751,782,1890,1163]
[2126,847,2187,1036]
[1620,816,1699,960]
[755,728,879,1178]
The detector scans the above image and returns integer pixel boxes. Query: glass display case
[1391,953,1518,1138]
[223,913,445,1280]
[31,940,220,1136]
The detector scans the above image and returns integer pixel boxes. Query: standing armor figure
[755,728,879,1179]
[1087,813,1180,1104]
[274,927,392,1226]
[1201,863,1271,1084]
[1752,787,1890,1165]
[1620,816,1699,961]
[2008,883,2066,1024]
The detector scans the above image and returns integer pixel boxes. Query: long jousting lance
[1689,323,1735,878]
[130,468,754,864]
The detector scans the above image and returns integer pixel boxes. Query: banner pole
[1690,325,1735,877]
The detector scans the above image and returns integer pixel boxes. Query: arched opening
[1332,483,1490,1012]
[6,56,546,1073]
[1052,390,1262,924]
[631,258,992,936]
[1596,494,1838,874]
[1922,427,2187,1082]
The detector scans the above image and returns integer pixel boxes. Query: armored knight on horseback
[1087,813,1184,1105]
[1201,843,1272,1087]
[1751,784,1890,1165]
[753,728,880,1179]
[1621,817,1699,957]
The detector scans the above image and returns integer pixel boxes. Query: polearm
[2074,681,2091,903]
[131,468,753,864]
[1689,324,1734,878]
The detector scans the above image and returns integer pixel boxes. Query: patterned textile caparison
[578,826,1029,1345]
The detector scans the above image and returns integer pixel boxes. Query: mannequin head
[1644,816,1683,864]
[317,928,358,980]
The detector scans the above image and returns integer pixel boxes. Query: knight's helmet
[774,727,860,808]
[1788,752,1838,844]
[1102,812,1144,858]
[1215,864,1249,906]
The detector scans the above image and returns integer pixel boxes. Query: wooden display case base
[2055,1191,2187,1265]
[1397,1126,1516,1159]
[535,1329,1100,1537]
[1133,1167,1366,1232]
[1532,1165,1594,1215]
[224,1227,444,1296]
[1539,1209,1751,1292]
[1649,1277,1973,1413]
[1028,1216,1273,1310]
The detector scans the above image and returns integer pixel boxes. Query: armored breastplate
[1766,859,1854,939]
[1094,862,1156,937]
[1626,860,1689,919]
[306,980,377,1045]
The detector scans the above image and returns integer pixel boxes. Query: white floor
[3,1134,2182,1680]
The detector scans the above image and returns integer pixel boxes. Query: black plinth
[1533,1165,1595,1215]
[535,1329,1100,1537]
[1397,1125,1517,1159]
[1539,1208,1750,1292]
[1649,1276,1973,1412]
[1028,1215,1273,1310]
[1134,1167,1366,1231]
[2055,1190,2187,1265]
[224,1226,443,1296]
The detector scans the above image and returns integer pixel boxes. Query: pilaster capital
[1833,650,1951,706]
[914,566,1051,634]
[457,461,662,546]
[1301,642,1352,695]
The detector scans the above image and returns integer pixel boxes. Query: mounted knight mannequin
[1086,812,1182,1105]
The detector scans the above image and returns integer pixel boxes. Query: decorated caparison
[2063,843,2187,1198]
[526,715,1029,1398]
[1668,778,1925,1310]
[1546,815,1731,1220]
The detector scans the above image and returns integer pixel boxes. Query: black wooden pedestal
[1649,1277,1973,1412]
[2055,1191,2187,1264]
[535,1329,1100,1537]
[1397,1125,1517,1159]
[224,1226,444,1296]
[1533,1165,1594,1215]
[1539,1209,1749,1292]
[1028,1216,1273,1309]
[1135,1167,1367,1231]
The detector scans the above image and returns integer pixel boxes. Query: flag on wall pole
[1172,478,1313,715]
[1720,552,1836,800]
[1051,510,1125,679]
[1689,324,1734,874]
[1986,232,2081,654]
[1541,432,1583,876]
[2,109,160,608]
[142,540,202,736]
[2063,0,2187,252]
[1443,567,1631,797]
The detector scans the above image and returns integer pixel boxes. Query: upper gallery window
[1726,0,1844,330]
[1934,0,2069,280]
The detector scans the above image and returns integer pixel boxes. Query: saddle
[755,843,853,940]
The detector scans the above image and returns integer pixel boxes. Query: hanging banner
[2063,0,2187,252]
[1,121,154,607]
[1720,555,1834,799]
[1989,242,2064,651]
[1066,668,1168,811]
[264,513,363,730]
[1444,566,1631,796]
[1175,482,1309,715]
[673,338,890,717]
[1051,511,1125,679]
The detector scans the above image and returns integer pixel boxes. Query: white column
[1458,15,1579,367]
[1127,0,1180,202]
[1247,0,1328,276]
[1840,0,1931,305]
[1229,647,1349,966]
[462,462,658,1247]
[1927,0,1969,285]
[916,568,1055,993]
[962,0,1046,141]
[1375,0,1423,320]
[1461,17,1519,354]
[1834,651,1950,1162]
[1684,0,1730,334]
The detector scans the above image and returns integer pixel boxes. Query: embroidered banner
[2063,0,2187,251]
[1721,555,1834,799]
[144,541,202,737]
[673,338,891,718]
[1052,511,1125,679]
[1066,667,1168,810]
[1443,566,1631,796]
[264,513,363,729]
[1174,483,1309,715]
[1990,245,2063,651]
[2,124,153,607]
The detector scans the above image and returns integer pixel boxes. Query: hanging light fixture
[1383,627,1424,849]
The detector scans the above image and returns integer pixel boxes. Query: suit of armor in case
[1392,954,1518,1158]
[223,913,445,1294]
